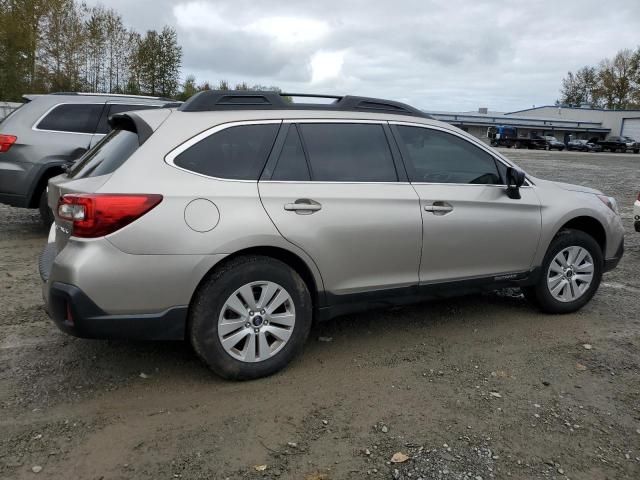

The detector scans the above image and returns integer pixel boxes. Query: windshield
[68,129,140,179]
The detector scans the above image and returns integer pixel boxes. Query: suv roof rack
[50,92,175,102]
[178,91,431,119]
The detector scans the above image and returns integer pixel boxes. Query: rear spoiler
[22,94,42,103]
[108,112,154,145]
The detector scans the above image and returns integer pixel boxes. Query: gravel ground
[0,149,639,480]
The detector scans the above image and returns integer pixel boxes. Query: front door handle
[284,199,322,214]
[424,201,453,215]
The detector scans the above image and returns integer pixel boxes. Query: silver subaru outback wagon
[39,91,624,380]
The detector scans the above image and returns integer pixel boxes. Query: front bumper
[603,239,624,272]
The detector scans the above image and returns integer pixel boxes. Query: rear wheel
[189,256,312,380]
[522,229,603,314]
[38,189,54,229]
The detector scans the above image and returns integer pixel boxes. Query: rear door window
[173,123,280,180]
[69,129,140,179]
[95,104,162,134]
[298,123,397,182]
[36,103,104,134]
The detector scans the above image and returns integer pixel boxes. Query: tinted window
[36,104,103,133]
[96,104,161,134]
[272,125,310,181]
[174,124,279,180]
[395,126,501,184]
[69,129,139,179]
[299,123,396,182]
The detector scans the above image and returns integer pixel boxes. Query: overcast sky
[85,0,639,112]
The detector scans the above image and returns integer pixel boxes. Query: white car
[635,192,640,232]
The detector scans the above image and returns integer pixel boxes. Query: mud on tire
[189,255,312,380]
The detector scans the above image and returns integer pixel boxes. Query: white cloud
[172,2,230,31]
[310,50,345,84]
[246,16,329,45]
[85,0,640,111]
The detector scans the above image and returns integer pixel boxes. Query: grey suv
[39,91,624,380]
[0,92,172,225]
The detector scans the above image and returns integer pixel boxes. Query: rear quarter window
[36,103,103,134]
[172,123,280,180]
[69,129,139,179]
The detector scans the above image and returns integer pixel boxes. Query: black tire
[38,189,54,229]
[189,255,312,380]
[522,229,603,314]
[633,149,639,154]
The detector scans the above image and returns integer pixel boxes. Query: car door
[390,122,542,284]
[259,121,422,298]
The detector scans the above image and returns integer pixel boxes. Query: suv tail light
[0,134,17,153]
[57,194,163,238]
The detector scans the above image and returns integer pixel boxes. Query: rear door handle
[424,201,453,215]
[284,199,322,214]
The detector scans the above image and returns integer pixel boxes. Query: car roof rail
[178,90,432,119]
[49,92,175,101]
[162,102,183,108]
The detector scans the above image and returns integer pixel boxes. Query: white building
[427,105,640,144]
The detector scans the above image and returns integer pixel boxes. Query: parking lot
[0,149,639,480]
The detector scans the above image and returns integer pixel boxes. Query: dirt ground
[1,149,639,480]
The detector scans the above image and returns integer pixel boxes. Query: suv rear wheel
[523,229,603,313]
[189,256,312,380]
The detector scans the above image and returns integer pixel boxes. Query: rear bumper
[0,158,37,206]
[39,238,194,341]
[45,281,187,341]
[0,192,28,207]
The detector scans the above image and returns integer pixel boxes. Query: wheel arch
[554,215,606,253]
[190,245,325,318]
[27,163,66,207]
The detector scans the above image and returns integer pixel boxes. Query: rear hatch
[48,112,159,252]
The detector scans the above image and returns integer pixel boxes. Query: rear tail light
[0,134,17,153]
[637,192,640,202]
[57,194,163,238]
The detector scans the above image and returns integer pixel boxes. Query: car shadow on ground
[4,290,538,409]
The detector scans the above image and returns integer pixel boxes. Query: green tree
[178,74,198,100]
[559,48,640,109]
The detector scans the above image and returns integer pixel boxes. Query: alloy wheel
[546,246,594,302]
[218,281,296,362]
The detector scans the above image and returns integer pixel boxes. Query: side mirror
[506,166,526,199]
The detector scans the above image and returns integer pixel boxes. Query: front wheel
[522,229,603,314]
[189,256,312,380]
